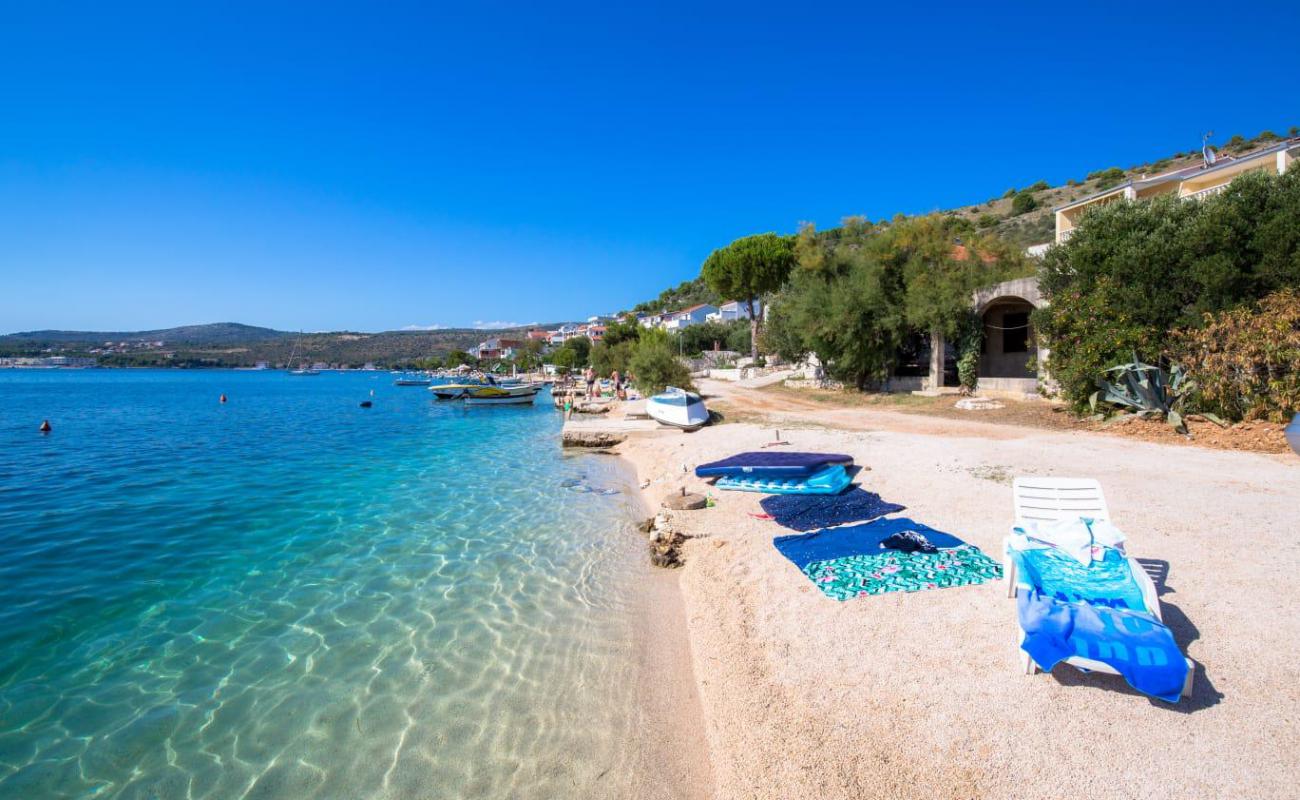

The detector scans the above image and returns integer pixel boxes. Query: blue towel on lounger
[760,487,905,531]
[1017,590,1188,703]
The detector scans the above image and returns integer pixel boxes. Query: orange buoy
[219,394,228,403]
[39,420,51,433]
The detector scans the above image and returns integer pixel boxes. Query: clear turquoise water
[0,370,649,799]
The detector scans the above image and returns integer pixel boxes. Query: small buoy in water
[360,400,373,408]
[219,394,228,403]
[39,420,51,433]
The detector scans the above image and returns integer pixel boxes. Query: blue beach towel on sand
[760,487,904,531]
[773,517,965,570]
[1017,590,1188,703]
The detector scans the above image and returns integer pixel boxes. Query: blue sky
[1,1,1297,333]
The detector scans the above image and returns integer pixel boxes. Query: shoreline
[607,453,716,800]
[609,380,1300,800]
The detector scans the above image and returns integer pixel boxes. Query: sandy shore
[616,380,1300,800]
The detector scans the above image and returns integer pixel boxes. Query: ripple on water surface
[0,371,649,799]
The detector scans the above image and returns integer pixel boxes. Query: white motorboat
[645,386,709,430]
[430,381,485,400]
[462,384,542,406]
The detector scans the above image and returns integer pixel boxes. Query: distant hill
[6,322,289,345]
[0,322,574,368]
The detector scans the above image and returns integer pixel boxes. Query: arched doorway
[971,277,1048,396]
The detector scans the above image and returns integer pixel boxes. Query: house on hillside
[472,337,523,360]
[1053,138,1298,244]
[547,323,581,345]
[706,300,762,323]
[662,303,717,331]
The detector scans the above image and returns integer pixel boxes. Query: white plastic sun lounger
[1004,477,1113,598]
[1003,476,1193,697]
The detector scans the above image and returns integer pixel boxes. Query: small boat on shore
[646,386,709,431]
[463,384,541,406]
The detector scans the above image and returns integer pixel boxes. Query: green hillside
[944,128,1296,248]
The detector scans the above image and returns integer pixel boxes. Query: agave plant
[1089,353,1224,434]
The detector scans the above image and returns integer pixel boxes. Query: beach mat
[774,517,1002,600]
[759,487,904,531]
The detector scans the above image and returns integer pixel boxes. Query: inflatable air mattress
[695,451,854,479]
[714,463,852,495]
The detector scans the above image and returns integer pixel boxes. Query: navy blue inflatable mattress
[695,451,854,479]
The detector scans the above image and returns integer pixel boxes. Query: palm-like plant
[1089,353,1224,433]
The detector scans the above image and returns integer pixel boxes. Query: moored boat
[645,386,709,430]
[463,384,542,406]
[430,382,484,400]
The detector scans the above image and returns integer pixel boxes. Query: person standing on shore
[611,369,624,401]
[584,366,596,398]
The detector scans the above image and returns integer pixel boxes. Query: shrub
[956,314,982,393]
[1027,180,1050,192]
[1087,167,1126,190]
[1011,190,1038,215]
[1037,168,1300,411]
[589,340,635,377]
[1066,178,1080,187]
[1173,288,1300,422]
[628,328,694,394]
[975,212,1000,229]
[1002,187,1017,199]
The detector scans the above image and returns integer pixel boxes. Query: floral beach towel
[773,517,1003,600]
[803,545,1003,600]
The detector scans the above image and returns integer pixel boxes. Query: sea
[0,369,652,799]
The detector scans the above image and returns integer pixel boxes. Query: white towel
[1012,517,1126,564]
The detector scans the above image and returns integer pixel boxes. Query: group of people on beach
[582,366,628,400]
[559,366,628,401]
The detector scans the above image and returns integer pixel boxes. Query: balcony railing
[1184,184,1228,201]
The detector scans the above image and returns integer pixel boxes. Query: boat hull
[430,382,484,400]
[463,386,541,406]
[646,387,709,430]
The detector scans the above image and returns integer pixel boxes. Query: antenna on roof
[1202,131,1217,168]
